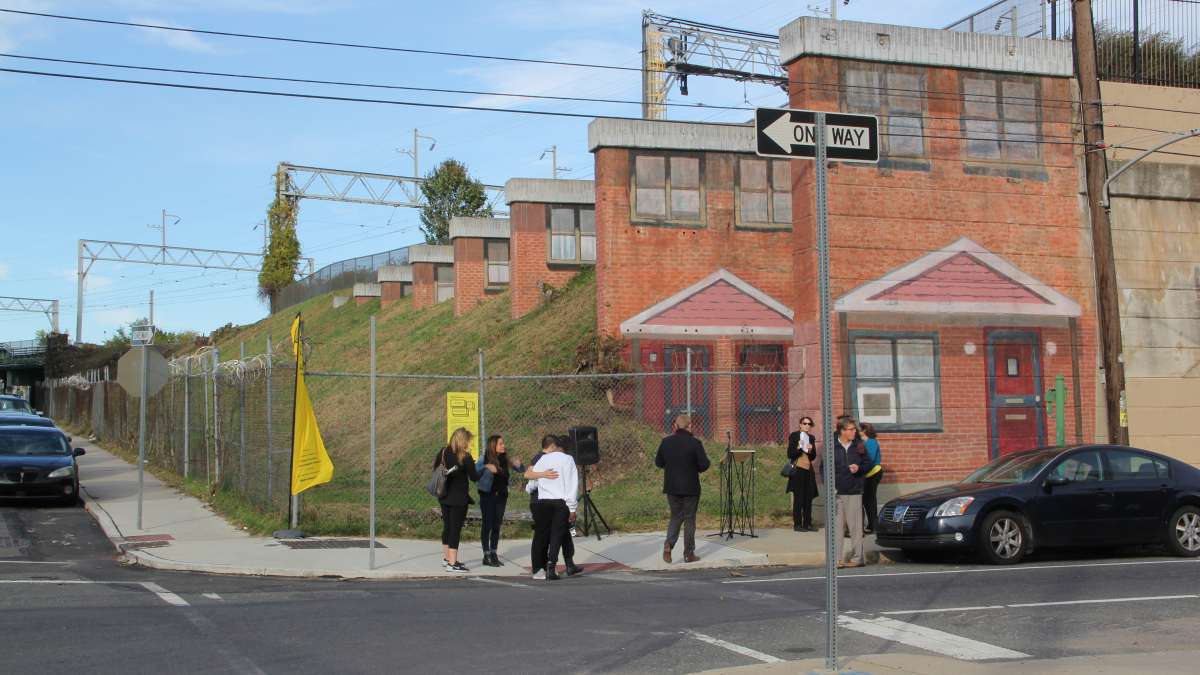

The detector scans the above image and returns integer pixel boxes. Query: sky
[0,0,968,344]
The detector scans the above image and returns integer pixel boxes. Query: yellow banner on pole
[446,392,479,455]
[291,315,334,495]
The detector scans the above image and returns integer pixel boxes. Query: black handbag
[780,461,796,478]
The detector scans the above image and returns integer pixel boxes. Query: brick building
[504,178,595,319]
[376,265,412,306]
[449,216,511,317]
[408,244,454,310]
[779,18,1098,488]
[589,119,796,444]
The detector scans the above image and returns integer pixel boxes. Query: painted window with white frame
[850,333,941,431]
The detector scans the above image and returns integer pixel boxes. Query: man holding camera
[655,415,710,564]
[528,435,580,580]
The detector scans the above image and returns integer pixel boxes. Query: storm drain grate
[279,539,385,550]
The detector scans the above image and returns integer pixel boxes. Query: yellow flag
[291,315,333,495]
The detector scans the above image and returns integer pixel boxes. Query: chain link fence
[42,347,804,539]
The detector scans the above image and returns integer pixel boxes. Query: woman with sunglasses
[785,416,819,531]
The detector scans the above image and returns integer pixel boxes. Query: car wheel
[977,510,1028,565]
[1167,505,1200,557]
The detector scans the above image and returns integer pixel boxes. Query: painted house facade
[780,18,1098,488]
[504,178,596,319]
[589,119,797,444]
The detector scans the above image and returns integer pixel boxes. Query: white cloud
[132,16,223,53]
[93,307,139,330]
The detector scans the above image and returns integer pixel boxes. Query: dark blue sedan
[876,445,1200,564]
[0,426,86,504]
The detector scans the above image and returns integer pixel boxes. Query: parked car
[0,413,70,442]
[0,394,38,415]
[0,426,85,505]
[875,445,1200,564]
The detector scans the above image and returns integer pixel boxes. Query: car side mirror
[1044,475,1069,489]
[73,448,86,457]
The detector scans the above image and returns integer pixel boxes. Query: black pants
[863,469,883,531]
[531,499,570,572]
[530,496,574,564]
[440,504,468,549]
[792,469,817,528]
[665,494,700,555]
[479,491,508,554]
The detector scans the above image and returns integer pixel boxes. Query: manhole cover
[280,539,385,550]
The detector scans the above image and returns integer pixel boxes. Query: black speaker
[568,425,600,466]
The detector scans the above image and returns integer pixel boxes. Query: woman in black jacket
[786,416,819,532]
[476,434,526,567]
[436,427,489,573]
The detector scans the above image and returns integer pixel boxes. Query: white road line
[140,581,190,607]
[722,557,1200,584]
[470,577,534,589]
[687,631,783,664]
[0,560,70,564]
[202,592,223,601]
[838,615,1030,661]
[882,605,1006,615]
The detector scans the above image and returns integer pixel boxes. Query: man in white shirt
[528,435,579,580]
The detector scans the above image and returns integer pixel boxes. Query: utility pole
[148,209,181,263]
[539,145,570,179]
[1073,0,1129,445]
[148,290,154,332]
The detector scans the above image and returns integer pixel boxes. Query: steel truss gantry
[74,239,315,344]
[0,296,59,333]
[642,11,787,120]
[277,163,508,214]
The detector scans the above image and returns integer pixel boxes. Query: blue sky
[0,0,964,343]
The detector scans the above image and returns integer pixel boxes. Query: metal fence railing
[275,245,413,313]
[947,0,1200,89]
[40,344,805,541]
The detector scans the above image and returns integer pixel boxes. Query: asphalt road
[2,502,1198,674]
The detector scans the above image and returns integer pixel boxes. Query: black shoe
[793,525,805,532]
[491,553,504,567]
[565,563,583,577]
[546,568,561,581]
[482,553,498,567]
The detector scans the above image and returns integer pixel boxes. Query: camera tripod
[576,463,611,541]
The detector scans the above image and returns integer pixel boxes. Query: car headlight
[933,496,975,517]
[48,465,75,479]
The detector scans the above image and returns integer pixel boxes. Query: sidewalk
[700,649,1200,674]
[77,439,889,580]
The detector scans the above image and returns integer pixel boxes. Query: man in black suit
[655,414,711,563]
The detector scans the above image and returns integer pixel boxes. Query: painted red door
[737,345,786,445]
[987,332,1045,457]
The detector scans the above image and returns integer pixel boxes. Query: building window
[850,333,941,432]
[548,205,596,264]
[844,68,925,158]
[633,153,703,223]
[435,264,455,303]
[963,76,1040,161]
[485,239,509,286]
[737,158,791,228]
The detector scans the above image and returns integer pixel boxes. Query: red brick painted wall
[453,237,486,317]
[380,281,409,306]
[786,56,1098,485]
[593,149,794,338]
[509,202,584,319]
[412,262,436,310]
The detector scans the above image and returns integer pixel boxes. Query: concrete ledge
[352,282,381,297]
[588,118,754,153]
[779,17,1073,76]
[504,178,595,205]
[449,216,510,240]
[332,295,349,308]
[377,265,412,283]
[408,244,454,264]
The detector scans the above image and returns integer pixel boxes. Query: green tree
[259,168,302,312]
[418,159,493,244]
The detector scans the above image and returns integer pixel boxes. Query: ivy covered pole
[259,168,302,313]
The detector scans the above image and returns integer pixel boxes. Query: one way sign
[755,108,879,163]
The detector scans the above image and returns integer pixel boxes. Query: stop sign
[116,347,170,398]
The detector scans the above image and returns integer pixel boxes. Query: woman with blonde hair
[435,427,490,572]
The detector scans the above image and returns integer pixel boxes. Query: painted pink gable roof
[647,280,792,327]
[869,252,1050,305]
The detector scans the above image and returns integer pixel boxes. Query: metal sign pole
[137,344,148,530]
[815,111,840,671]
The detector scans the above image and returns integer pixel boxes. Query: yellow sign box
[446,392,480,455]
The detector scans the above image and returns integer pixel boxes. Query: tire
[1166,505,1200,557]
[977,510,1029,565]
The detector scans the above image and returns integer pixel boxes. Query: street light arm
[1101,128,1200,209]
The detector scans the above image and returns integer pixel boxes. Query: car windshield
[0,431,69,456]
[962,450,1061,484]
[0,399,32,413]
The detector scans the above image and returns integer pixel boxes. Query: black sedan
[876,444,1200,564]
[0,426,86,504]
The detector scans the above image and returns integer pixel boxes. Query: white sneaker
[444,562,455,572]
[531,569,546,580]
